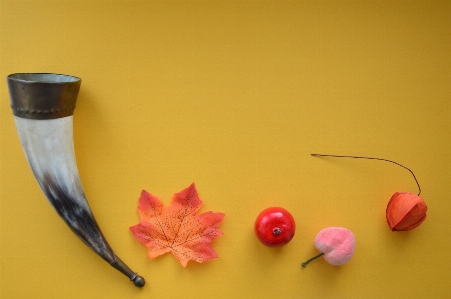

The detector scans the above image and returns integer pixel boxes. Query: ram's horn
[7,73,145,287]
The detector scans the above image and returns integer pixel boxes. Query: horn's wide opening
[7,73,81,119]
[8,73,80,83]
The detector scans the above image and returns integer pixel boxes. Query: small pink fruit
[302,227,355,267]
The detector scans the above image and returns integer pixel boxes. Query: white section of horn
[14,115,146,287]
[14,115,115,260]
[14,116,89,211]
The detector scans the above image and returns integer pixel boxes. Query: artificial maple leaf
[130,183,225,267]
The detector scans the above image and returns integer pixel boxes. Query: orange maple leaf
[130,183,225,267]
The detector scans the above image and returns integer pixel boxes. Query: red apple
[254,207,296,247]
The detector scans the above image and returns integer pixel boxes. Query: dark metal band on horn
[7,73,81,119]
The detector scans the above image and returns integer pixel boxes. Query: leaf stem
[302,252,325,267]
[311,153,421,196]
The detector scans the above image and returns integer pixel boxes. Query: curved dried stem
[311,153,421,196]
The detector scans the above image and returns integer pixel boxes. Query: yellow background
[1,1,450,298]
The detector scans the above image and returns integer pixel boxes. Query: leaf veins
[130,183,225,267]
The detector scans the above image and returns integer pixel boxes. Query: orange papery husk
[386,192,427,231]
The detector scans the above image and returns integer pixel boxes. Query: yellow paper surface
[1,1,450,298]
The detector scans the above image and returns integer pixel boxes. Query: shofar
[7,73,145,287]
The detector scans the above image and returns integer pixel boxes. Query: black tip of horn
[132,275,145,287]
[111,257,145,287]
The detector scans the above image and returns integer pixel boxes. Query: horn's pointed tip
[132,275,145,287]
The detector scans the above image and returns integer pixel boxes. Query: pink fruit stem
[311,153,421,196]
[301,252,325,267]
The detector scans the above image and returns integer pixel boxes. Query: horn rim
[7,73,81,120]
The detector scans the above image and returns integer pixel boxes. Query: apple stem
[311,153,421,196]
[273,227,283,236]
[302,252,325,267]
